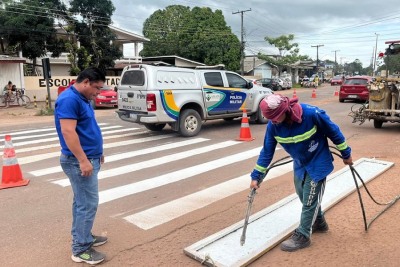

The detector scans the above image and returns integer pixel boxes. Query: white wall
[0,64,23,89]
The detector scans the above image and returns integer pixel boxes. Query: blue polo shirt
[55,85,103,158]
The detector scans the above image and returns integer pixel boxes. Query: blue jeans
[294,172,326,238]
[60,154,101,255]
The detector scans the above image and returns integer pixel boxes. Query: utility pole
[311,44,324,81]
[373,33,379,77]
[233,8,251,75]
[332,50,340,75]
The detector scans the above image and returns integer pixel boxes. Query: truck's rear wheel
[373,119,383,128]
[179,109,202,137]
[144,123,166,131]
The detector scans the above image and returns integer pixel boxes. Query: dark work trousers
[294,172,326,238]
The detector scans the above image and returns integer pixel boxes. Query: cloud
[111,0,400,67]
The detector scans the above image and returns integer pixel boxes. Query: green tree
[0,0,66,69]
[141,5,241,71]
[377,54,400,76]
[258,34,308,76]
[68,0,122,73]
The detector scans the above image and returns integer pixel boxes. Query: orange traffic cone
[236,110,255,141]
[311,88,317,98]
[0,135,29,189]
[292,89,297,98]
[334,87,339,96]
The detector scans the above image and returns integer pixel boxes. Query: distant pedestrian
[250,94,353,252]
[55,67,107,265]
[314,75,319,87]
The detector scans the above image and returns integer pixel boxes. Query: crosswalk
[1,123,293,230]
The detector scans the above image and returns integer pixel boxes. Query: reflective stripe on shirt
[274,125,317,144]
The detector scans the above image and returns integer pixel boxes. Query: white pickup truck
[116,64,273,137]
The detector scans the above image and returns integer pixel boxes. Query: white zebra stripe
[52,140,240,187]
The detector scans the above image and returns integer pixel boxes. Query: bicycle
[0,88,31,108]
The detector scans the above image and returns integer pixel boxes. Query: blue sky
[110,0,400,68]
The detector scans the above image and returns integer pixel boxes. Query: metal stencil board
[184,158,394,267]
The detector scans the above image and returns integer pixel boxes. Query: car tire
[178,109,202,137]
[277,85,282,91]
[144,123,166,131]
[339,98,344,103]
[373,119,383,129]
[256,103,268,124]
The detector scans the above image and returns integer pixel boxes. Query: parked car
[331,75,344,86]
[256,78,282,91]
[283,77,292,89]
[57,80,76,95]
[246,78,262,86]
[339,76,372,103]
[90,85,118,109]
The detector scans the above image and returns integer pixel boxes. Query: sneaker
[280,230,311,252]
[312,218,329,233]
[92,234,108,247]
[71,247,105,265]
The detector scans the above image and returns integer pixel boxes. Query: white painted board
[184,158,394,267]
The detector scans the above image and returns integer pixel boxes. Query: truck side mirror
[247,82,253,89]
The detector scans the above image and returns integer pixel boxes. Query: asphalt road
[1,84,400,266]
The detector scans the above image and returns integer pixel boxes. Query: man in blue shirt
[250,94,353,252]
[55,67,107,265]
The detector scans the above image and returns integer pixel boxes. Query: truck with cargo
[350,40,400,128]
[115,64,273,137]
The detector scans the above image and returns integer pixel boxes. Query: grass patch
[293,83,302,88]
[36,107,54,116]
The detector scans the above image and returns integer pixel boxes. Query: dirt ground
[2,96,400,267]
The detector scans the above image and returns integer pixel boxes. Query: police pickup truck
[116,64,273,137]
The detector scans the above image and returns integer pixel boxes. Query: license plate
[111,100,117,103]
[348,95,357,98]
[129,114,137,120]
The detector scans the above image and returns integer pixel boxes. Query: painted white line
[99,147,272,204]
[123,163,293,230]
[0,125,121,142]
[0,129,145,156]
[1,127,137,148]
[53,140,241,187]
[28,134,180,173]
[0,123,108,138]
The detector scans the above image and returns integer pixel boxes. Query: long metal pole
[373,33,379,77]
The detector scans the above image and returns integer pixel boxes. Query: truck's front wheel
[373,119,383,128]
[144,123,166,131]
[179,109,202,137]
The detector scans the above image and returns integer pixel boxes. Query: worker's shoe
[312,217,329,233]
[280,230,310,252]
[71,247,105,265]
[92,234,108,247]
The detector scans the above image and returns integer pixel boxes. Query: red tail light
[146,93,157,111]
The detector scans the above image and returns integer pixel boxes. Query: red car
[90,85,118,109]
[330,75,343,86]
[339,76,372,103]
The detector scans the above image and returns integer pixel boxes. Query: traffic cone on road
[236,110,255,141]
[311,88,317,98]
[292,89,297,98]
[0,135,29,190]
[334,87,339,96]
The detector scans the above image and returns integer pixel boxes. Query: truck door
[202,72,230,115]
[225,72,252,113]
